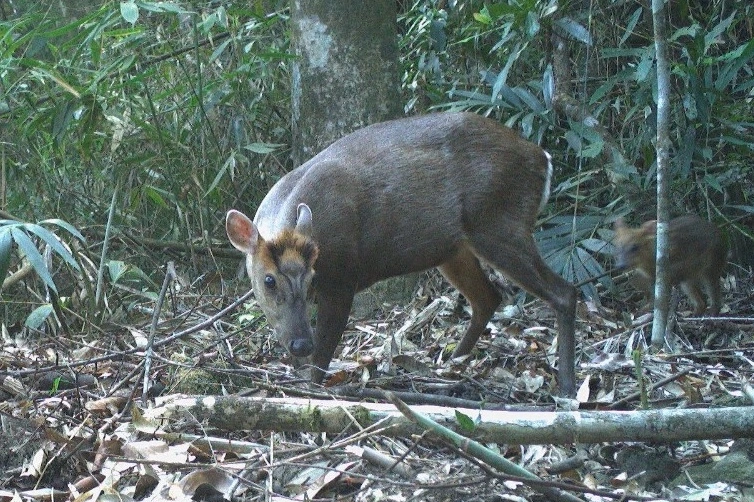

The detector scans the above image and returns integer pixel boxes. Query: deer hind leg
[438,245,503,358]
[701,274,722,316]
[470,230,577,396]
[680,280,706,315]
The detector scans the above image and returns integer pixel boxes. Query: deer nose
[289,338,313,357]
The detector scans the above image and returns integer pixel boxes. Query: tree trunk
[651,0,672,347]
[289,0,415,315]
[290,0,401,166]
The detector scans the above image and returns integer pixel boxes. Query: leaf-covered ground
[1,270,753,502]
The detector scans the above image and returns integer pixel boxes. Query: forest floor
[1,269,754,502]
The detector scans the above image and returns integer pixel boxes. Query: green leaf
[704,11,734,52]
[730,205,754,214]
[39,219,86,243]
[564,130,582,152]
[635,46,654,81]
[671,24,698,42]
[542,64,554,108]
[107,260,127,284]
[206,154,237,195]
[120,1,139,25]
[244,142,284,154]
[25,303,54,330]
[554,17,592,46]
[50,376,61,394]
[107,260,157,288]
[10,227,57,293]
[513,87,543,113]
[52,99,77,140]
[455,410,476,433]
[0,228,12,289]
[137,1,189,14]
[703,174,723,193]
[581,138,605,158]
[473,9,492,25]
[525,11,540,38]
[619,7,642,47]
[209,38,233,63]
[143,185,168,208]
[600,47,645,58]
[21,224,80,271]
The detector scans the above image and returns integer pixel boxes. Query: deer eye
[264,275,276,289]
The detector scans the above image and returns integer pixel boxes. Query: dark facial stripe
[263,229,319,270]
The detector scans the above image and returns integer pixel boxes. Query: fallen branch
[150,394,754,445]
[387,392,583,502]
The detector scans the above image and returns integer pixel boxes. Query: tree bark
[290,0,401,166]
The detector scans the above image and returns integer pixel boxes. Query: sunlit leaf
[10,228,57,293]
[244,142,284,154]
[120,1,139,25]
[554,17,592,46]
[25,304,54,330]
[455,410,475,433]
[473,9,491,25]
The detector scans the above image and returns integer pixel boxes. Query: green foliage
[0,218,84,293]
[1,1,291,328]
[454,410,476,433]
[1,1,290,230]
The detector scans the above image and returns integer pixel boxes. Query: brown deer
[613,214,727,315]
[226,112,578,395]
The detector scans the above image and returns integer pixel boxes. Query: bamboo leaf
[0,228,12,289]
[25,304,54,330]
[10,227,57,293]
[39,219,86,243]
[619,7,643,46]
[21,223,80,271]
[554,17,592,46]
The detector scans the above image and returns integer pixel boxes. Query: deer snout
[289,337,314,357]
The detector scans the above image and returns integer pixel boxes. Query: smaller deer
[613,214,727,315]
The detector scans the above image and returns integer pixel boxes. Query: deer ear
[641,219,658,235]
[614,217,626,230]
[296,203,313,236]
[226,210,260,254]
